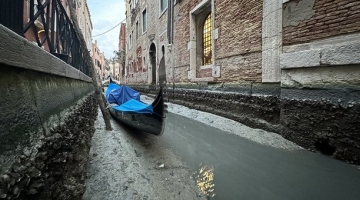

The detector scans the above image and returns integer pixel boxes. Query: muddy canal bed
[84,97,360,200]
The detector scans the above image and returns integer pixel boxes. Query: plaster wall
[125,0,174,85]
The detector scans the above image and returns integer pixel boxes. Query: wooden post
[68,0,112,131]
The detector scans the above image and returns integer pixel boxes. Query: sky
[87,0,126,59]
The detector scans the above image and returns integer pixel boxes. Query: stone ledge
[280,38,360,69]
[281,42,360,69]
[321,43,360,65]
[0,24,92,82]
[280,49,321,69]
[190,77,215,82]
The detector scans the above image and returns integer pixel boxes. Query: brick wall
[215,0,263,83]
[283,0,360,45]
[173,0,263,83]
[217,52,262,82]
[174,66,191,83]
[215,0,263,59]
[173,0,202,68]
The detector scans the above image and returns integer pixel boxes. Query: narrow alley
[1,0,360,199]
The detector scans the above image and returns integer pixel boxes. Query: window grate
[203,14,212,65]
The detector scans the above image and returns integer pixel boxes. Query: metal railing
[0,0,90,76]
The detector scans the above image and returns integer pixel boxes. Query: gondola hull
[107,87,165,135]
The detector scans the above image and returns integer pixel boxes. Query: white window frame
[159,0,168,17]
[136,21,139,40]
[142,8,147,34]
[188,0,215,80]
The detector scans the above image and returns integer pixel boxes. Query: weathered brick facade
[283,0,360,45]
[215,0,263,83]
[217,52,262,82]
[127,0,264,84]
[173,0,202,68]
[172,0,263,82]
[215,0,263,58]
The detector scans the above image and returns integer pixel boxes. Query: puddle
[193,164,216,198]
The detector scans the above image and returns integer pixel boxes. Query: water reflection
[194,164,216,198]
[163,113,360,200]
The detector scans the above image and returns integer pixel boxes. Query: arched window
[203,14,212,65]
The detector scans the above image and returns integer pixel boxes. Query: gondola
[105,83,165,135]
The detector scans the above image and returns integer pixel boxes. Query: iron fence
[0,0,90,77]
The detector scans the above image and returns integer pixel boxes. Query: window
[129,34,132,47]
[142,9,147,33]
[189,0,213,79]
[136,21,139,40]
[160,0,168,12]
[203,14,212,65]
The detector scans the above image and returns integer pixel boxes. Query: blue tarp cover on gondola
[105,83,153,114]
[113,99,153,113]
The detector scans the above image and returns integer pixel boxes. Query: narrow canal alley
[83,96,360,200]
[1,1,360,199]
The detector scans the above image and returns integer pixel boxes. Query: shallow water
[162,113,360,200]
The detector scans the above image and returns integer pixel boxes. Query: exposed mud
[83,108,206,200]
[281,99,360,165]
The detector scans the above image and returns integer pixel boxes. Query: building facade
[108,61,121,81]
[75,0,93,55]
[125,0,360,164]
[118,22,127,82]
[92,40,106,79]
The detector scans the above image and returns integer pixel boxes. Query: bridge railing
[0,0,90,77]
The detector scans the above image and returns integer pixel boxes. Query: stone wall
[0,94,97,199]
[0,25,96,199]
[133,83,281,134]
[0,64,96,199]
[0,65,93,160]
[280,89,360,164]
[283,0,360,45]
[280,0,360,164]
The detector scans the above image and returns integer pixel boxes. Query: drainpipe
[211,0,215,72]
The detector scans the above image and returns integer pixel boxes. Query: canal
[162,111,360,200]
[85,99,360,200]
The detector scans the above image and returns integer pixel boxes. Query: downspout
[167,0,175,99]
[211,0,215,74]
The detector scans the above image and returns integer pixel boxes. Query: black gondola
[105,84,165,135]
